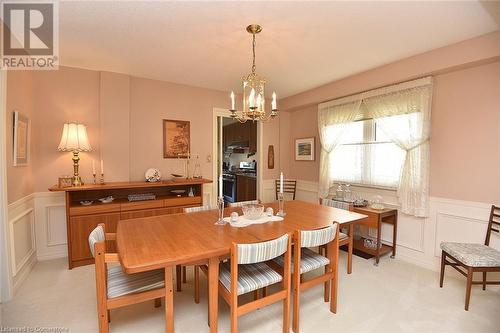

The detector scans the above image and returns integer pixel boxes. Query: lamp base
[72,175,83,187]
[71,151,83,187]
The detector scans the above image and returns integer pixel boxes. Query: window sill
[332,182,397,192]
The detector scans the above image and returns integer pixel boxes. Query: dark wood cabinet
[236,175,257,202]
[223,121,257,152]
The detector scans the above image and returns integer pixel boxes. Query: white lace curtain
[318,77,433,217]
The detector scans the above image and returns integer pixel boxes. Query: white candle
[249,88,255,108]
[92,160,96,175]
[256,93,262,110]
[272,92,277,110]
[280,172,283,193]
[219,175,223,198]
[100,159,104,175]
[230,91,235,110]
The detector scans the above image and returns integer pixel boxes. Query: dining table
[116,200,367,333]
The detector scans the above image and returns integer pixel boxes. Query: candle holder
[214,196,226,225]
[93,173,97,185]
[277,192,286,217]
[100,173,105,185]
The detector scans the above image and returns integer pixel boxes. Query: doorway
[212,108,263,205]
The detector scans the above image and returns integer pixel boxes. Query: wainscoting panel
[7,194,36,293]
[34,192,67,261]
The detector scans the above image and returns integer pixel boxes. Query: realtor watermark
[0,327,68,332]
[1,0,59,70]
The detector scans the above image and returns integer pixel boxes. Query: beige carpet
[2,254,499,332]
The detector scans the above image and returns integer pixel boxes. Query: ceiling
[59,1,500,98]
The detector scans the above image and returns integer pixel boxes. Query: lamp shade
[57,123,92,152]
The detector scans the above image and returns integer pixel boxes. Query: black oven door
[223,177,236,203]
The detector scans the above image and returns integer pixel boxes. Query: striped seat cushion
[88,225,105,258]
[440,242,500,267]
[339,232,348,240]
[219,261,282,296]
[107,265,165,299]
[237,234,289,264]
[322,198,350,210]
[273,248,330,274]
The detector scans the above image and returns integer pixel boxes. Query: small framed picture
[13,111,30,166]
[295,137,315,161]
[58,176,73,188]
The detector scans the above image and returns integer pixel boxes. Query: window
[329,114,411,188]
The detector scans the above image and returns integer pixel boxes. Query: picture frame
[295,137,315,161]
[58,176,73,188]
[13,111,30,166]
[163,119,190,158]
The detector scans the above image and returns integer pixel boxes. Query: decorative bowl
[241,204,264,220]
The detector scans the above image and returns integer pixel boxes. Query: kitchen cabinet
[236,175,257,201]
[223,121,257,152]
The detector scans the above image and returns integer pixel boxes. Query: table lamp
[57,123,92,186]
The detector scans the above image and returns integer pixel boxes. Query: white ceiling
[59,1,500,98]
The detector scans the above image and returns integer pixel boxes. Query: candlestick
[214,196,226,225]
[272,92,277,110]
[93,172,97,184]
[277,192,286,217]
[100,173,104,185]
[100,159,104,175]
[92,160,96,175]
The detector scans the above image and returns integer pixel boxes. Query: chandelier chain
[251,32,256,74]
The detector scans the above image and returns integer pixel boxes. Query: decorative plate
[171,189,186,194]
[145,168,162,182]
[98,196,114,203]
[80,200,93,206]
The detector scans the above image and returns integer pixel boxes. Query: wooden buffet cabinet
[49,178,212,269]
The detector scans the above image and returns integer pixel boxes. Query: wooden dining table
[116,200,367,333]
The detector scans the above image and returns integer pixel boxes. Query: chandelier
[230,24,278,123]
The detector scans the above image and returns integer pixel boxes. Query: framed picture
[295,137,315,161]
[13,111,30,166]
[163,119,190,158]
[58,176,73,188]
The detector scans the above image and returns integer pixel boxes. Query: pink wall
[6,71,35,203]
[430,61,500,203]
[286,59,500,204]
[5,66,286,199]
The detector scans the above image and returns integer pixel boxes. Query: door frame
[212,108,263,205]
[0,70,13,302]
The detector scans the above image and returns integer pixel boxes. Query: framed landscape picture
[295,137,315,161]
[163,119,190,158]
[13,111,30,166]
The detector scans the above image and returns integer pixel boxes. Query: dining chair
[320,198,353,274]
[89,224,165,333]
[228,199,261,207]
[275,179,297,200]
[182,205,216,302]
[217,233,292,333]
[271,224,339,332]
[439,205,500,310]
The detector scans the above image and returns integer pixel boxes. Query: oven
[222,173,236,203]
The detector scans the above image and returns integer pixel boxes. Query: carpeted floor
[2,253,499,332]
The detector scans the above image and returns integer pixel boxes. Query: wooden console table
[351,206,398,266]
[49,178,212,269]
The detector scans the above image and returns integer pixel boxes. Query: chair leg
[482,272,487,291]
[194,265,200,304]
[465,267,473,311]
[324,266,330,303]
[330,272,338,314]
[182,266,187,283]
[230,303,238,333]
[284,291,291,333]
[292,275,300,332]
[439,251,446,288]
[176,265,182,292]
[154,298,162,308]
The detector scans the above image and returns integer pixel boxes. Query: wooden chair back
[300,224,338,248]
[275,179,297,200]
[485,205,500,246]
